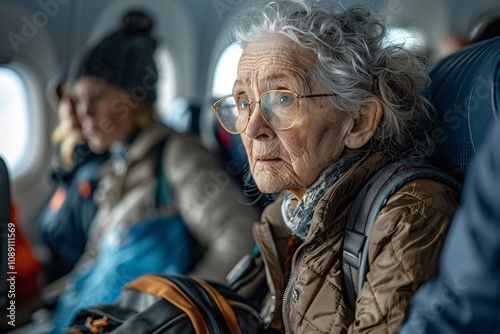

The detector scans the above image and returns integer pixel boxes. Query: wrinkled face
[74,77,137,154]
[236,38,349,195]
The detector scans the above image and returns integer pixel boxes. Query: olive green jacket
[254,153,459,333]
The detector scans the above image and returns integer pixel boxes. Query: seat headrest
[425,36,500,181]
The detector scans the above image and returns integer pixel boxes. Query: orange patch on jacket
[78,180,92,198]
[49,187,67,212]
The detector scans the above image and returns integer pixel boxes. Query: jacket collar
[125,122,172,164]
[307,152,393,240]
[258,152,394,245]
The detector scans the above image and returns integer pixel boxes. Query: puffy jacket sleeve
[348,179,458,334]
[164,134,261,283]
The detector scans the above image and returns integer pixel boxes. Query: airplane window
[0,66,30,175]
[383,27,426,51]
[212,42,243,98]
[155,46,176,114]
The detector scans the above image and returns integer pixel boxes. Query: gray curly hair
[231,0,435,158]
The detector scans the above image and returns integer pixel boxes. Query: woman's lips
[256,157,281,165]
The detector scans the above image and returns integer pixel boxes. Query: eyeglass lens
[214,90,298,133]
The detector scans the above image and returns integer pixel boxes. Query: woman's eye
[91,92,105,102]
[278,93,294,105]
[240,100,250,109]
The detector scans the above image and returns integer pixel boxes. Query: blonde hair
[51,126,85,169]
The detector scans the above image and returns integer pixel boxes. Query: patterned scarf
[282,154,363,240]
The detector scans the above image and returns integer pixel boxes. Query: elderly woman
[212,0,459,333]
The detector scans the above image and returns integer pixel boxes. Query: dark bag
[226,247,268,311]
[66,274,265,334]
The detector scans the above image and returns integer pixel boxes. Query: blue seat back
[424,36,500,181]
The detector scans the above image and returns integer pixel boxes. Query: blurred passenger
[37,67,109,283]
[433,33,467,62]
[400,119,500,334]
[433,11,500,63]
[48,9,259,333]
[212,0,459,332]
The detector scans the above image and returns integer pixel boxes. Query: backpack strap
[125,274,242,334]
[155,137,172,207]
[193,278,242,334]
[342,159,461,312]
[126,274,210,333]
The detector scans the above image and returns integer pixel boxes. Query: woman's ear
[344,97,383,149]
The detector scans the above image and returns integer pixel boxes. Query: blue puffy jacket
[38,144,109,283]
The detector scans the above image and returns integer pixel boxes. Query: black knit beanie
[73,10,158,104]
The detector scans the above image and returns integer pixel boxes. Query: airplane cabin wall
[0,1,66,249]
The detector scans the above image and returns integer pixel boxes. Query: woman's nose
[77,99,92,118]
[244,103,275,140]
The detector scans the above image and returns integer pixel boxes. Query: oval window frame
[0,62,46,180]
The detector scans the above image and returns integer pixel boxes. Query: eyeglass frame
[212,89,335,134]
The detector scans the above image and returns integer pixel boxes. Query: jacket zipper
[281,161,363,333]
[253,222,285,328]
[283,244,306,334]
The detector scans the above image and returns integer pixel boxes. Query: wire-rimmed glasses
[212,90,334,134]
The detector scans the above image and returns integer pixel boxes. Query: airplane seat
[213,121,248,176]
[0,157,10,309]
[160,97,201,136]
[424,35,500,182]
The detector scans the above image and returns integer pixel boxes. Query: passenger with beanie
[48,10,260,333]
[37,65,109,284]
